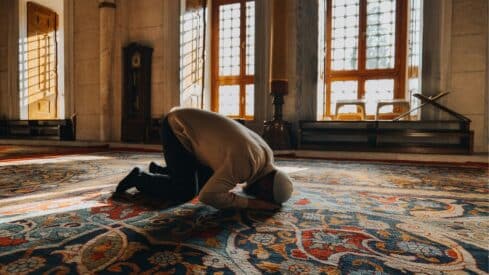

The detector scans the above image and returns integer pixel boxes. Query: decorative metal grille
[218,85,240,116]
[245,1,255,75]
[214,1,255,118]
[180,8,204,108]
[366,0,396,69]
[331,0,359,71]
[330,80,358,114]
[245,84,254,116]
[364,79,394,114]
[219,3,241,76]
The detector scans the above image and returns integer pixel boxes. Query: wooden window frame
[211,0,254,120]
[324,0,409,119]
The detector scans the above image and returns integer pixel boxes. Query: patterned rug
[0,152,487,274]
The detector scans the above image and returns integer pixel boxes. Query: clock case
[121,43,153,142]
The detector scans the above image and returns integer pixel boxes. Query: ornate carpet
[0,152,487,274]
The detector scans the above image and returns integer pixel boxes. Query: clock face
[131,52,141,68]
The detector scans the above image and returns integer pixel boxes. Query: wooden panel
[27,2,58,120]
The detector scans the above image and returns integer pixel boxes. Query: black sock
[149,161,169,175]
[116,167,140,193]
[137,171,172,198]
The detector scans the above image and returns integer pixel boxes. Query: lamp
[263,80,292,150]
[262,0,291,150]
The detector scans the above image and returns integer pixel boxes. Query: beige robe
[167,108,275,209]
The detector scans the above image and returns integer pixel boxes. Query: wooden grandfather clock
[122,43,153,142]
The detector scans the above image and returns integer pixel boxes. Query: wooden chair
[376,99,411,120]
[335,99,366,120]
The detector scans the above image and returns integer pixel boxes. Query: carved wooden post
[263,0,292,149]
[99,0,116,141]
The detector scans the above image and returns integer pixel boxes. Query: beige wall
[0,0,8,119]
[73,0,100,140]
[422,0,488,152]
[71,0,180,141]
[447,0,488,152]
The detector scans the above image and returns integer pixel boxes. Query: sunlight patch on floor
[0,155,112,166]
[275,166,309,174]
[0,191,112,223]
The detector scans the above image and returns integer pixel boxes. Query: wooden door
[27,2,58,120]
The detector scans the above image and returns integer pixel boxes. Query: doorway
[27,2,58,119]
[18,0,66,120]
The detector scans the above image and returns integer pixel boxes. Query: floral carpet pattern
[0,152,487,274]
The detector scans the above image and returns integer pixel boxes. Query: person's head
[245,170,293,204]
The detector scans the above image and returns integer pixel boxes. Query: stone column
[295,0,318,121]
[7,0,19,119]
[421,0,452,120]
[99,0,116,141]
[161,0,180,115]
[253,0,273,128]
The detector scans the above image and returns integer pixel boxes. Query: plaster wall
[276,0,318,146]
[72,0,100,140]
[124,0,165,119]
[71,0,180,141]
[447,0,488,152]
[0,0,8,119]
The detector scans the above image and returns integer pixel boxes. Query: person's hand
[247,198,281,210]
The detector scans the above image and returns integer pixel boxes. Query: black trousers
[137,116,213,203]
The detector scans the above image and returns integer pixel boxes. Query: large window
[180,4,205,109]
[407,0,422,116]
[321,0,421,119]
[211,0,255,119]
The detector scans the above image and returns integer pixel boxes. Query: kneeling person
[116,108,293,210]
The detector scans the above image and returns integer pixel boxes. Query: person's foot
[116,167,140,193]
[149,162,169,174]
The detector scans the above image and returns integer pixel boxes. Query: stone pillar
[253,0,273,128]
[99,0,116,141]
[421,0,452,120]
[295,0,318,121]
[161,0,181,115]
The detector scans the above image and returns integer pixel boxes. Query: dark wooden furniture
[122,43,153,143]
[298,120,472,154]
[0,119,75,140]
[299,92,473,154]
